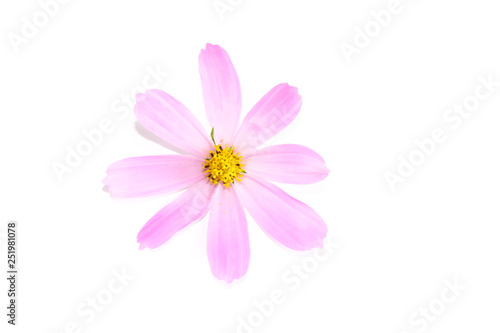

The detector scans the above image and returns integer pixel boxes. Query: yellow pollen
[203,144,245,188]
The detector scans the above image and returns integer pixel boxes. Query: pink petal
[103,155,205,198]
[207,187,250,283]
[199,44,242,144]
[244,144,330,184]
[234,83,302,155]
[137,180,216,249]
[237,176,327,251]
[135,89,213,157]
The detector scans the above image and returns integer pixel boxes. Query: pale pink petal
[244,144,329,184]
[137,180,216,249]
[135,89,213,157]
[237,176,327,251]
[199,44,241,144]
[103,155,204,198]
[234,83,302,155]
[207,187,250,283]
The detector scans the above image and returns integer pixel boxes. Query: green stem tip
[210,127,216,145]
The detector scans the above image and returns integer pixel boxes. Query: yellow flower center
[203,144,245,188]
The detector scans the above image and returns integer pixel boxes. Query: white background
[1,0,500,332]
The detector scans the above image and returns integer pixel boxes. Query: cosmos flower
[104,44,329,283]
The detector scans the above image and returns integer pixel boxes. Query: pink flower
[104,44,329,283]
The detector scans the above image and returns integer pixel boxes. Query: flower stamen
[203,144,245,188]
